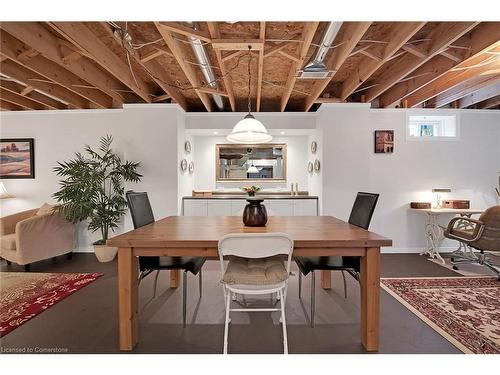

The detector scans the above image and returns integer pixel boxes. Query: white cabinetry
[183,198,318,216]
[207,200,231,216]
[293,199,317,216]
[183,199,208,216]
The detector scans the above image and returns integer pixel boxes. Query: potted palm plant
[53,135,142,262]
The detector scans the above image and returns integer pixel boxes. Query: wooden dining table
[107,215,392,352]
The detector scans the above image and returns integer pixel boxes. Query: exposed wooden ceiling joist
[365,22,478,104]
[256,22,266,112]
[98,22,188,111]
[380,22,500,108]
[1,59,90,108]
[207,22,236,112]
[405,45,500,107]
[304,22,372,111]
[48,22,152,103]
[428,74,500,108]
[340,22,426,101]
[211,39,264,51]
[280,22,320,112]
[0,87,47,110]
[155,21,213,112]
[0,22,125,107]
[478,95,500,109]
[0,79,67,109]
[458,82,500,108]
[157,22,212,43]
[1,99,23,111]
[1,30,114,108]
[139,46,173,63]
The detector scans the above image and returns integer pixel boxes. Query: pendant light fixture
[226,47,272,144]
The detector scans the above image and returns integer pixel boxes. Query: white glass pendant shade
[247,165,260,174]
[226,114,273,144]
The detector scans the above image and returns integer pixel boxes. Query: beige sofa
[0,205,76,271]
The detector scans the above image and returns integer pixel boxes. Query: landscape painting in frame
[0,138,35,179]
[374,130,394,154]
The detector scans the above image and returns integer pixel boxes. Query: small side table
[409,208,483,263]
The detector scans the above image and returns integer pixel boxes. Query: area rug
[381,277,500,354]
[0,272,102,337]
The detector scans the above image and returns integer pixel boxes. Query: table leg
[118,247,139,351]
[320,270,331,289]
[360,247,380,352]
[170,269,180,288]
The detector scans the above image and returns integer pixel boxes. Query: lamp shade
[226,114,272,144]
[0,182,13,199]
[247,165,260,174]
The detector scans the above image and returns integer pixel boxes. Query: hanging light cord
[247,46,252,114]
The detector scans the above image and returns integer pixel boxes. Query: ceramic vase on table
[242,198,268,227]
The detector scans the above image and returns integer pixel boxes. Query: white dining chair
[218,232,294,354]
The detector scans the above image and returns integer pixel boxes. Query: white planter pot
[93,244,118,263]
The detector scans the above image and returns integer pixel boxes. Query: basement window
[407,114,459,140]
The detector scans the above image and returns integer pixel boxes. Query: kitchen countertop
[184,195,318,199]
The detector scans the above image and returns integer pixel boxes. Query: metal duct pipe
[303,22,343,73]
[186,22,224,110]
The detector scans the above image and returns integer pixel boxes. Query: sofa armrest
[15,212,76,265]
[0,209,38,235]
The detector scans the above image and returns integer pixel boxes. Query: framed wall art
[374,130,394,154]
[0,138,35,179]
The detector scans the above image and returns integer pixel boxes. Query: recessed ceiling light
[280,131,285,135]
[213,131,218,135]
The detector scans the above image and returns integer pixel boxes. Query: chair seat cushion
[139,256,206,275]
[445,228,475,241]
[223,256,288,285]
[1,233,16,251]
[295,256,360,276]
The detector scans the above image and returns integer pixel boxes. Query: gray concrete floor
[0,253,461,354]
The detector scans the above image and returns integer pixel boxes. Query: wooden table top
[107,216,392,248]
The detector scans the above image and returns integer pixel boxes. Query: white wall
[307,129,323,212]
[0,104,181,251]
[192,135,309,191]
[317,104,500,252]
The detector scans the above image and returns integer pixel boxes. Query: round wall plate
[314,159,321,172]
[188,161,194,174]
[308,161,313,174]
[311,141,317,154]
[180,158,188,171]
[184,140,192,154]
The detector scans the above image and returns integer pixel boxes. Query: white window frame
[406,111,460,141]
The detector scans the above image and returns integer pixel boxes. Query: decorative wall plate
[314,159,320,173]
[184,140,192,154]
[310,141,317,154]
[188,161,194,174]
[180,158,188,171]
[307,161,313,174]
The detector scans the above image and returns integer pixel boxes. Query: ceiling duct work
[186,22,224,110]
[299,22,343,79]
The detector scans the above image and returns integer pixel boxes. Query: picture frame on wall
[374,130,394,154]
[0,138,35,179]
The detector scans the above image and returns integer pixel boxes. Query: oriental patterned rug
[381,277,500,354]
[0,272,102,337]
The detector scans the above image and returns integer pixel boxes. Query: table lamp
[0,182,14,199]
[432,188,450,208]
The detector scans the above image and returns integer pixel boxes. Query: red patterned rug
[381,277,500,354]
[0,272,102,337]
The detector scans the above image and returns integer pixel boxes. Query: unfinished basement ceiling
[0,21,499,112]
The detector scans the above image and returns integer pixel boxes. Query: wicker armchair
[444,205,500,279]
